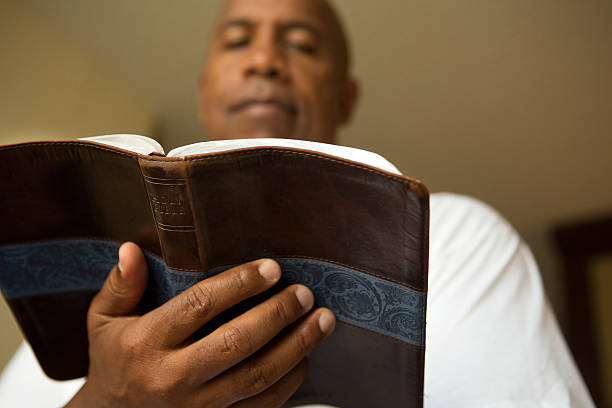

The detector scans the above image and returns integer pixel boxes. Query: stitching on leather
[1,143,426,194]
[0,141,137,157]
[182,148,421,188]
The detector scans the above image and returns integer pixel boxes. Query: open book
[81,134,402,174]
[0,135,428,407]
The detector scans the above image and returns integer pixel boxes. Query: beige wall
[0,0,154,144]
[0,0,155,370]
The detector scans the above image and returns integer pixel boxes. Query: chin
[209,124,335,144]
[245,130,286,139]
[228,126,297,140]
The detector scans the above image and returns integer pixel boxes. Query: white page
[168,138,402,175]
[79,134,164,155]
[78,135,401,175]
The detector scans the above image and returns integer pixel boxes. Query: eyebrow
[220,18,251,31]
[282,20,321,38]
[218,18,320,38]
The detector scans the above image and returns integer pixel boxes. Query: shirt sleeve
[425,193,594,407]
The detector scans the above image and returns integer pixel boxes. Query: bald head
[218,0,351,76]
[198,0,358,143]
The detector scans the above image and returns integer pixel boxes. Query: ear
[339,77,359,125]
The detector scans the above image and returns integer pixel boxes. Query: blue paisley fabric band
[0,239,425,346]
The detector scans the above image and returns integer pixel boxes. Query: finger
[139,258,281,348]
[229,358,308,408]
[88,242,149,319]
[174,284,315,380]
[207,308,335,405]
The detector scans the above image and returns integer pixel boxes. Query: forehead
[218,0,331,28]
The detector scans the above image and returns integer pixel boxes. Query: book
[0,135,429,407]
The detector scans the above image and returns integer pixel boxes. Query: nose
[244,32,287,80]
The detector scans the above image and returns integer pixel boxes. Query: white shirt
[0,193,594,407]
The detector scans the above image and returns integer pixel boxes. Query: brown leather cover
[0,141,428,407]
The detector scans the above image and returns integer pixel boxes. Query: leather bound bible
[0,135,429,407]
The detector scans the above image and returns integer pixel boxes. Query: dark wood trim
[553,213,612,407]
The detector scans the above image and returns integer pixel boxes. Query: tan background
[1,0,611,379]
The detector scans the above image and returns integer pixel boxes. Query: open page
[168,138,402,175]
[80,134,164,156]
[80,134,401,175]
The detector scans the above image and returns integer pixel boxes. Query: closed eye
[225,38,250,49]
[220,21,252,50]
[287,41,317,55]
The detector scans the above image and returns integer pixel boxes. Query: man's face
[199,0,357,143]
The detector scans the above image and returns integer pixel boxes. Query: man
[0,0,595,407]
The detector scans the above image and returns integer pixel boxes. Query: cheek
[292,65,342,116]
[200,65,237,134]
[202,57,242,108]
[302,81,342,124]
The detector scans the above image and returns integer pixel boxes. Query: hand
[65,242,336,408]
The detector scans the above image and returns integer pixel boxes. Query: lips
[228,80,298,116]
[229,98,297,115]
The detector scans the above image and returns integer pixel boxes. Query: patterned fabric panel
[0,239,425,346]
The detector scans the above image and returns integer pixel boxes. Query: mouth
[229,99,297,116]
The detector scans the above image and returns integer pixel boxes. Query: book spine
[138,158,203,271]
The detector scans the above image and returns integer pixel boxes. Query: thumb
[89,242,149,318]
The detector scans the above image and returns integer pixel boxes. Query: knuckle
[140,359,187,399]
[146,376,179,400]
[119,330,145,359]
[295,328,313,355]
[182,283,215,317]
[270,298,290,323]
[230,265,251,292]
[221,324,252,355]
[245,362,275,394]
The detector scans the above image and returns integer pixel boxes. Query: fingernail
[117,256,126,279]
[258,259,281,281]
[318,311,336,334]
[295,286,314,310]
[117,244,127,279]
